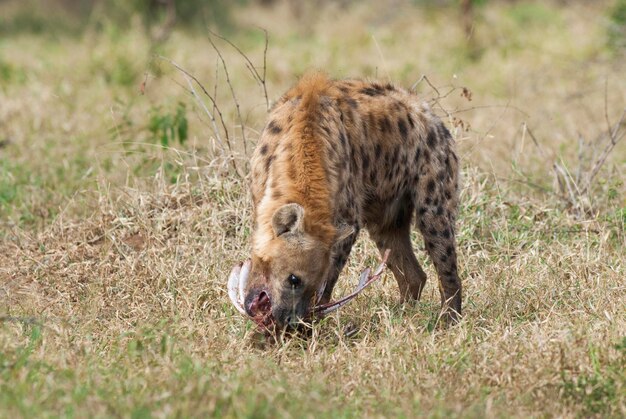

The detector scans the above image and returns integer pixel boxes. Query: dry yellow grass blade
[1,0,625,417]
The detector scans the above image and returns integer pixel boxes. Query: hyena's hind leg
[416,127,462,323]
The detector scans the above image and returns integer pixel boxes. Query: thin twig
[580,108,626,195]
[207,28,270,112]
[525,123,549,160]
[449,104,530,118]
[207,32,249,161]
[157,55,243,176]
[411,74,441,96]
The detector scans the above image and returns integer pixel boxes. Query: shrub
[608,0,626,50]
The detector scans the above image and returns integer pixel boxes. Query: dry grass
[1,0,625,417]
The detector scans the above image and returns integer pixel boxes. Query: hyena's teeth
[227,263,246,315]
[239,259,251,306]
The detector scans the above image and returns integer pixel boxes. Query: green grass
[1,0,625,417]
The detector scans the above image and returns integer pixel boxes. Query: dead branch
[523,103,625,216]
[207,28,270,112]
[207,32,249,162]
[157,55,243,176]
[580,108,626,195]
[411,74,441,97]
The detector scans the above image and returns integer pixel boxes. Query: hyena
[244,73,461,328]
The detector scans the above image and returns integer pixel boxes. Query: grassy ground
[1,0,625,417]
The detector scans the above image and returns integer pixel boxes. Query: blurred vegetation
[609,0,626,50]
[0,0,243,36]
[148,102,189,147]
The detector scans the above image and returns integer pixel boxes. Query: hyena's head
[244,203,341,329]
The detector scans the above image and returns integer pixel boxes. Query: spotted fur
[246,72,461,326]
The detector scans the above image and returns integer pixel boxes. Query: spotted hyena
[244,73,461,329]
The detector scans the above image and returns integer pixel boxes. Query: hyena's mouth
[226,261,275,330]
[227,250,390,332]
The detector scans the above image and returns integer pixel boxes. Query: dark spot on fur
[362,152,370,171]
[268,120,282,135]
[360,87,383,96]
[375,144,382,157]
[418,207,427,215]
[379,116,392,133]
[436,206,444,216]
[265,155,274,172]
[346,98,358,108]
[425,197,432,206]
[259,144,268,155]
[426,128,437,148]
[407,113,415,129]
[439,123,451,140]
[398,118,408,137]
[446,246,454,256]
[427,179,436,194]
[272,190,282,199]
[339,131,347,145]
[428,228,437,236]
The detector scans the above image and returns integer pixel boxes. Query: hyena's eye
[287,274,301,288]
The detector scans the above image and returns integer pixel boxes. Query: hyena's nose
[245,289,271,317]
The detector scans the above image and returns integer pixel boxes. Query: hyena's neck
[252,74,338,255]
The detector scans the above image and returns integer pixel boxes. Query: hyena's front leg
[319,228,359,304]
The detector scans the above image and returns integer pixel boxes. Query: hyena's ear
[272,203,305,237]
[335,224,355,242]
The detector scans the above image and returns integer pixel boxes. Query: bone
[238,259,251,306]
[313,249,390,316]
[356,268,371,291]
[227,263,246,315]
[227,249,390,324]
[373,249,391,276]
